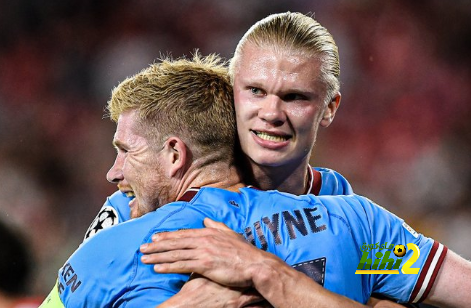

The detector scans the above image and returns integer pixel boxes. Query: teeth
[255,131,288,142]
[125,192,135,198]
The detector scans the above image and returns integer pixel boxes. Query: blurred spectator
[0,218,42,307]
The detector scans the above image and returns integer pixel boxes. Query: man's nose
[258,96,286,126]
[106,157,124,183]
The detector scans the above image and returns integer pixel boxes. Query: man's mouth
[252,130,291,142]
[124,191,136,198]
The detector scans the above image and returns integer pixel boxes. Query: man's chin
[130,201,145,219]
[250,155,289,168]
[131,202,157,219]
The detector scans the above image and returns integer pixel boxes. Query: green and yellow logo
[355,243,420,274]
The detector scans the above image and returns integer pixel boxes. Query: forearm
[424,250,471,307]
[143,219,370,307]
[250,256,367,308]
[156,275,264,308]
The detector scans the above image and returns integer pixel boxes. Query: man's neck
[244,159,310,195]
[174,160,244,201]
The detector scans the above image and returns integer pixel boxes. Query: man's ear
[320,92,341,128]
[161,137,188,178]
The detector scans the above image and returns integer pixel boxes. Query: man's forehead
[237,45,323,91]
[113,110,147,147]
[246,48,319,69]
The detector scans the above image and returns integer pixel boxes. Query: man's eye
[284,93,307,101]
[250,87,264,95]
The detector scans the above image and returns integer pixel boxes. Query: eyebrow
[244,78,319,96]
[112,139,124,149]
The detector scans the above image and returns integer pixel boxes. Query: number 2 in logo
[401,243,420,274]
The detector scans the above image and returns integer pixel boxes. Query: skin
[144,219,370,308]
[425,251,471,307]
[146,226,471,307]
[103,108,368,307]
[234,44,340,195]
[107,109,173,218]
[106,109,244,218]
[234,45,333,168]
[141,43,471,308]
[140,45,401,307]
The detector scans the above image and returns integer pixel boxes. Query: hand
[140,218,275,288]
[156,274,267,308]
[142,218,367,308]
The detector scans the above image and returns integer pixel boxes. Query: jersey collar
[176,185,259,202]
[177,187,200,202]
[177,170,318,201]
[307,165,322,196]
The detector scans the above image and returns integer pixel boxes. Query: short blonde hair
[229,12,340,103]
[107,53,235,160]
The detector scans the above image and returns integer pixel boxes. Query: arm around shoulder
[250,254,368,308]
[425,249,471,307]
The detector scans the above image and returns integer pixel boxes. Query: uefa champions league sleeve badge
[84,206,119,240]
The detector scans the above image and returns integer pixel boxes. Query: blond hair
[107,53,235,161]
[229,12,340,103]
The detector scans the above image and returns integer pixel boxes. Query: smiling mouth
[252,130,291,142]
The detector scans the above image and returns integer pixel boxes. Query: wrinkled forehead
[238,43,321,73]
[114,110,148,141]
[116,109,140,132]
[236,44,324,90]
[239,39,316,60]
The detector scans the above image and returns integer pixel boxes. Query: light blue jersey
[47,187,446,307]
[312,166,353,196]
[83,167,353,240]
[83,191,132,240]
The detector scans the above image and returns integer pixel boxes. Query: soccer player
[83,10,352,238]
[40,53,368,307]
[83,11,351,239]
[77,10,360,307]
[41,51,467,308]
[140,12,471,308]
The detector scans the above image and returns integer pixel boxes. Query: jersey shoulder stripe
[311,168,322,195]
[409,241,448,303]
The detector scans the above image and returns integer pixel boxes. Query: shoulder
[315,194,394,222]
[312,166,354,195]
[183,187,247,232]
[105,190,133,222]
[59,210,177,305]
[84,191,132,240]
[74,213,161,272]
[312,167,349,183]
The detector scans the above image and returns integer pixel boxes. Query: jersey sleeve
[58,210,188,308]
[120,204,213,306]
[58,226,137,307]
[314,167,354,195]
[83,190,132,241]
[58,194,237,307]
[352,196,447,303]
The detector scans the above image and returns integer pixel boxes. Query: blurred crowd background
[0,0,470,299]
